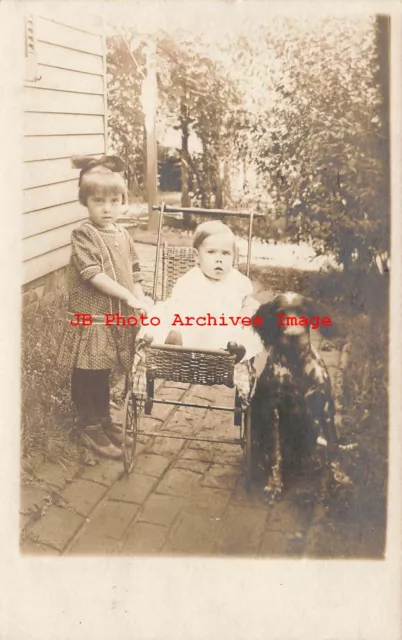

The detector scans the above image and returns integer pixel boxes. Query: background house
[22,9,107,307]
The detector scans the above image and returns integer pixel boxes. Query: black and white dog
[251,292,351,502]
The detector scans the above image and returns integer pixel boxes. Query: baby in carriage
[138,220,264,401]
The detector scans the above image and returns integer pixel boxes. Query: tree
[225,16,389,269]
[106,15,389,270]
[107,34,146,196]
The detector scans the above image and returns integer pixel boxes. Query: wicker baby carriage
[121,203,264,487]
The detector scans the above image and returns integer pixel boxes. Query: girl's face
[194,233,234,280]
[86,192,123,228]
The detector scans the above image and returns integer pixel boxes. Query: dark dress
[58,220,143,372]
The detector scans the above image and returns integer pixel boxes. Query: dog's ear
[302,296,339,338]
[251,301,280,346]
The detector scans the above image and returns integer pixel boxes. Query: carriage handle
[151,203,265,300]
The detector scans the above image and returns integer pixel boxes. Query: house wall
[22,11,107,307]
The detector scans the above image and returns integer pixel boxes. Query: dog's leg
[263,407,283,503]
[309,391,353,497]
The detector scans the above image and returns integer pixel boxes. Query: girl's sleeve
[126,231,144,284]
[71,226,103,281]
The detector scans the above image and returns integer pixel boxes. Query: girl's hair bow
[71,155,125,184]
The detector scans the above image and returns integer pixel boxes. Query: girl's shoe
[100,416,133,447]
[80,424,122,460]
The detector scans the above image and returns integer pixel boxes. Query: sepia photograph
[17,1,393,563]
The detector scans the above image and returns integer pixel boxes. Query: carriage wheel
[122,391,142,474]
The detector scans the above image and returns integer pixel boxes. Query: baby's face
[195,233,234,280]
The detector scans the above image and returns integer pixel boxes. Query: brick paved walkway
[21,338,363,557]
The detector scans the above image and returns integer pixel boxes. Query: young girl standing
[58,156,153,459]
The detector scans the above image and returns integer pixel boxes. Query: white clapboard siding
[24,113,105,137]
[24,87,105,115]
[25,65,104,95]
[36,17,103,56]
[34,7,102,33]
[23,179,78,213]
[24,134,105,162]
[23,202,86,239]
[23,219,83,262]
[24,158,82,189]
[23,245,72,285]
[36,41,104,75]
[22,13,107,285]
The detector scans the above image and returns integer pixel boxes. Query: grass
[21,294,81,471]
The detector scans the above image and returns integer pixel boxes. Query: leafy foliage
[107,35,146,194]
[106,15,389,268]
[231,16,389,269]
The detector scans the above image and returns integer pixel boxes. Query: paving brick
[109,473,156,504]
[134,453,171,477]
[163,513,222,554]
[79,460,123,486]
[61,479,108,516]
[215,506,268,555]
[197,417,237,436]
[230,481,268,509]
[157,386,187,401]
[188,387,220,402]
[210,450,243,467]
[162,414,198,434]
[79,500,139,541]
[20,485,49,514]
[174,459,210,474]
[187,440,215,452]
[266,497,306,531]
[136,435,153,450]
[138,493,186,527]
[20,540,60,555]
[139,416,165,432]
[201,464,239,491]
[27,506,84,551]
[179,448,215,463]
[68,535,122,555]
[35,461,79,490]
[261,499,313,556]
[156,468,201,498]
[178,407,209,421]
[145,403,173,422]
[122,522,168,554]
[147,435,185,456]
[162,382,190,391]
[184,486,231,518]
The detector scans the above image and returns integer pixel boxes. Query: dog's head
[252,291,336,348]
